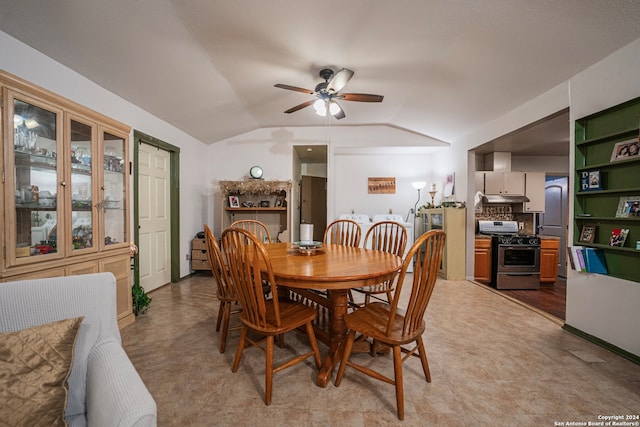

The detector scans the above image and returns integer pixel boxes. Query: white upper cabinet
[524,172,545,212]
[483,172,524,195]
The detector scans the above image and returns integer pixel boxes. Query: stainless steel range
[478,220,541,290]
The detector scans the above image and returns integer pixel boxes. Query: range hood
[479,152,529,204]
[482,194,530,204]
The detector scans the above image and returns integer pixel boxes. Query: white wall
[206,126,447,235]
[511,156,569,175]
[451,82,571,282]
[0,31,209,278]
[332,151,442,221]
[453,36,640,356]
[565,37,640,356]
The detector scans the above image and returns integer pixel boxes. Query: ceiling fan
[274,68,383,120]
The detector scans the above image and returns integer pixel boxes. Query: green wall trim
[563,323,639,366]
[132,130,181,285]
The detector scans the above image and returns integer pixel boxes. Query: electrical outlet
[185,254,190,261]
[518,222,524,231]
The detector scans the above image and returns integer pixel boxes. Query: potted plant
[129,242,151,315]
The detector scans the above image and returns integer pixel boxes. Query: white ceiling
[2,1,640,156]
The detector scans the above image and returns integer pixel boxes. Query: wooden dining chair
[323,219,362,247]
[230,219,272,243]
[204,225,241,353]
[335,229,446,420]
[221,227,322,405]
[354,221,408,305]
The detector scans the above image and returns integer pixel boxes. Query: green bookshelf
[574,96,640,283]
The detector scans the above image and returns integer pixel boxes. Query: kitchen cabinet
[524,172,545,212]
[1,70,134,329]
[219,180,291,241]
[483,171,524,195]
[540,238,559,284]
[423,207,466,280]
[474,238,492,283]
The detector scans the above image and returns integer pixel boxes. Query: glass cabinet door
[101,129,128,249]
[9,93,63,263]
[68,116,97,253]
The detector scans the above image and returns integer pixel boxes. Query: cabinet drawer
[191,258,211,270]
[191,249,208,260]
[192,238,207,250]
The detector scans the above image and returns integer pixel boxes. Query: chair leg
[335,330,357,386]
[384,290,392,304]
[416,336,431,382]
[265,335,274,405]
[232,327,248,373]
[216,301,225,331]
[393,345,404,420]
[305,321,322,368]
[219,302,231,353]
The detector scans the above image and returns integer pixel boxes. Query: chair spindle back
[221,227,280,329]
[323,219,362,247]
[387,229,446,337]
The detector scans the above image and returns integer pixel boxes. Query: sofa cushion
[0,317,83,426]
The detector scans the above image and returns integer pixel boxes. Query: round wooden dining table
[263,242,402,387]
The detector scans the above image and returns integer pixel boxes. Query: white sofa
[0,272,157,426]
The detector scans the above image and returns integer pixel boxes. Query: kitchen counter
[475,234,492,240]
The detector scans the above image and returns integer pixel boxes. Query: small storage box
[192,238,206,250]
[191,258,211,271]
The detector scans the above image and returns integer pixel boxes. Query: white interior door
[138,142,171,291]
[538,176,568,278]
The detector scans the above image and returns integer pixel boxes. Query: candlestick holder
[429,190,437,207]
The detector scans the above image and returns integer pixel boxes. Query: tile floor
[121,274,640,426]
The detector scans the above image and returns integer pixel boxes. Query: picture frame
[615,196,640,218]
[580,170,602,191]
[368,177,396,194]
[609,228,630,247]
[578,224,596,244]
[228,195,240,208]
[260,200,270,208]
[610,139,640,162]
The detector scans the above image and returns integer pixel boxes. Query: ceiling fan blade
[331,101,346,120]
[284,99,315,114]
[341,93,384,102]
[327,68,354,93]
[274,84,314,94]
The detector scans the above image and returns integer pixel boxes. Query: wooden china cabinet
[1,70,134,328]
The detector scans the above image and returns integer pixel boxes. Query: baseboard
[563,323,640,366]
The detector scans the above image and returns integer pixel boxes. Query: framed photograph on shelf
[578,224,596,244]
[610,139,640,162]
[580,170,602,191]
[228,195,240,208]
[609,228,630,247]
[615,196,640,218]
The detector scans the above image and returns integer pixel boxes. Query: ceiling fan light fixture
[313,99,327,116]
[329,101,341,116]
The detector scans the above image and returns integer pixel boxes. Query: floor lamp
[411,181,426,239]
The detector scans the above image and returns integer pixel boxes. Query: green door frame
[132,130,181,285]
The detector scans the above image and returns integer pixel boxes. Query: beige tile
[121,274,640,426]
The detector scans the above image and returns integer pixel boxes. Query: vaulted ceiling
[2,1,640,154]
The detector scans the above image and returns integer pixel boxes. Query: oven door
[496,245,540,289]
